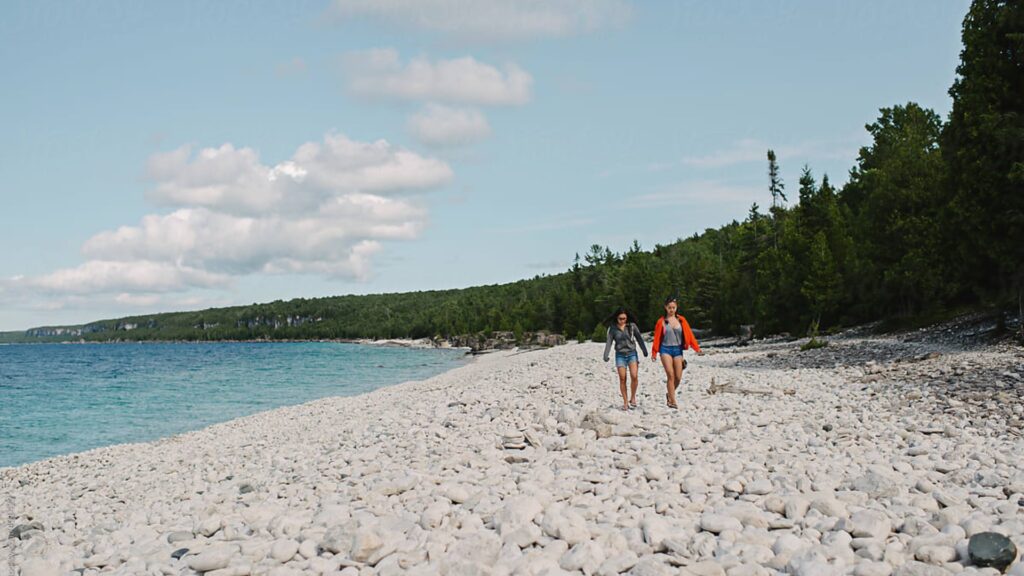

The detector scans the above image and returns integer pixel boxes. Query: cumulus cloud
[17,260,230,295]
[148,134,452,216]
[328,0,632,40]
[6,133,451,302]
[343,48,532,106]
[408,104,491,146]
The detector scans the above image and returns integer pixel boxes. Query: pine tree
[943,0,1024,304]
[768,149,787,208]
[802,232,841,330]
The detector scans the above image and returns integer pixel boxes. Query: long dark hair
[664,293,678,306]
[603,306,637,327]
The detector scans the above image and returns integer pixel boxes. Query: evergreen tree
[768,149,787,209]
[844,103,947,316]
[943,0,1024,303]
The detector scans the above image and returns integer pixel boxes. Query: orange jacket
[651,314,702,355]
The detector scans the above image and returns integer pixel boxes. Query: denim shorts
[660,345,684,358]
[615,352,638,368]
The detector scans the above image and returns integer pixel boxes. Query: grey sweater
[603,323,649,361]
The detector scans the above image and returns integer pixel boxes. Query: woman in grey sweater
[603,307,649,410]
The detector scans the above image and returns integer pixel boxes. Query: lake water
[0,342,468,469]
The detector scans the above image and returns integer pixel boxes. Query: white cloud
[19,260,231,295]
[80,202,423,278]
[5,133,452,303]
[343,48,532,106]
[409,104,491,146]
[148,133,452,216]
[328,0,631,40]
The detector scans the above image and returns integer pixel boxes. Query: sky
[0,0,971,331]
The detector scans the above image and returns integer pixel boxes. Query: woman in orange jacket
[651,296,702,409]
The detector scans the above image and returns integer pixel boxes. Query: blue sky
[0,0,970,330]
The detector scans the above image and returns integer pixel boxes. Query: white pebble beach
[4,333,1024,576]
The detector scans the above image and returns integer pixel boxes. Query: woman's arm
[603,327,613,361]
[633,323,649,357]
[651,319,663,357]
[680,315,702,354]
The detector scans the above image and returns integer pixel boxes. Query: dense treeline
[7,0,1022,344]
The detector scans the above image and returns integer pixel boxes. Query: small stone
[167,530,193,544]
[560,540,606,573]
[645,465,667,481]
[745,479,773,495]
[598,550,639,576]
[271,539,300,563]
[849,510,891,540]
[9,521,43,540]
[968,532,1018,571]
[914,544,956,564]
[298,538,318,559]
[350,527,384,563]
[700,513,742,534]
[18,558,61,576]
[187,545,234,572]
[853,560,892,576]
[171,548,189,560]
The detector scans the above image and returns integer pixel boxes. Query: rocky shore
[3,330,1023,576]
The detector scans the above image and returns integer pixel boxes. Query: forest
[6,0,1022,345]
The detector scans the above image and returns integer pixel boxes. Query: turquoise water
[0,342,467,469]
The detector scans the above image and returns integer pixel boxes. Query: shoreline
[0,338,474,353]
[0,345,479,473]
[4,337,1023,575]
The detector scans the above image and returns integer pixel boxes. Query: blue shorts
[660,345,684,358]
[615,353,638,368]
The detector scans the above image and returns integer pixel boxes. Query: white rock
[627,556,676,576]
[270,539,299,563]
[745,479,773,495]
[640,514,672,552]
[420,501,451,529]
[296,537,315,557]
[350,527,383,563]
[187,545,235,572]
[494,496,543,535]
[853,560,893,576]
[700,513,742,534]
[849,510,892,540]
[913,544,956,564]
[681,560,726,576]
[560,540,606,573]
[645,465,667,482]
[18,558,62,576]
[598,550,639,576]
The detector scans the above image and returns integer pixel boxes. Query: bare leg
[628,362,639,406]
[617,366,629,410]
[672,356,684,405]
[660,354,679,407]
